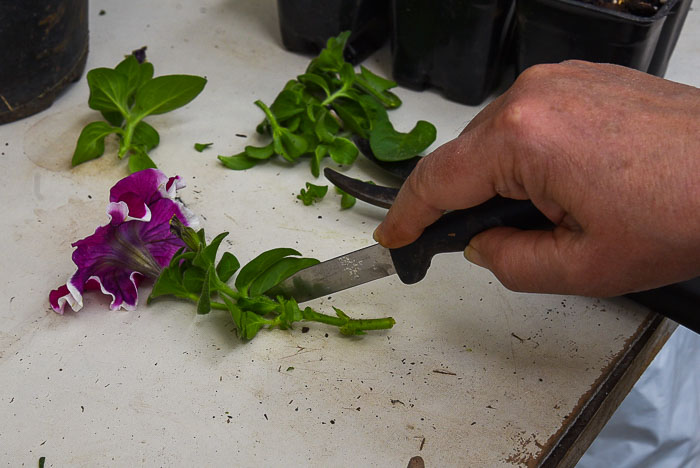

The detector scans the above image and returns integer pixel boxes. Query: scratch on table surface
[500,301,519,378]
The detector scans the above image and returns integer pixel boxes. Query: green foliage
[194,142,213,152]
[297,183,328,206]
[72,53,206,173]
[335,186,356,210]
[218,30,436,188]
[148,217,395,340]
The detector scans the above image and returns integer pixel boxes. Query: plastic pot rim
[536,0,680,24]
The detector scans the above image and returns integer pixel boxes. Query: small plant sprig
[149,217,395,340]
[72,49,207,173]
[218,31,436,178]
[297,182,328,206]
[296,183,357,209]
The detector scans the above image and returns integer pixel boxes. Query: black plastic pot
[0,0,89,124]
[647,0,693,76]
[390,0,516,106]
[277,0,390,64]
[515,0,687,76]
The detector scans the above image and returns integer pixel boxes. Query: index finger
[373,124,506,248]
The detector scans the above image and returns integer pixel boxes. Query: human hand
[373,61,700,297]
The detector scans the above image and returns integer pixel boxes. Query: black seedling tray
[515,0,686,76]
[276,0,390,64]
[390,0,516,105]
[385,0,690,106]
[647,0,693,76]
[0,0,88,124]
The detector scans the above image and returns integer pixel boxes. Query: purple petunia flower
[49,169,197,314]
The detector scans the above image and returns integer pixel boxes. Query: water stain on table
[23,105,91,172]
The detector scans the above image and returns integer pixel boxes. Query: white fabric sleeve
[577,326,700,468]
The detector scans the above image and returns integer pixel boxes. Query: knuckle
[516,62,560,85]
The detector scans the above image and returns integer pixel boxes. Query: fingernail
[373,225,383,243]
[464,244,485,267]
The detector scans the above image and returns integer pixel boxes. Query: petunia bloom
[49,169,197,314]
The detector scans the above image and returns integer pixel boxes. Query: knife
[269,196,551,303]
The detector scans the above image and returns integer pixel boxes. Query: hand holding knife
[270,170,551,303]
[270,168,700,335]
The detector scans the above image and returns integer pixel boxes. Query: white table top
[1,1,698,466]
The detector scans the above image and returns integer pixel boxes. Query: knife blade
[269,196,552,303]
[268,244,395,303]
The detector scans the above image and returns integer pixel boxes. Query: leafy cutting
[297,182,328,205]
[149,217,395,340]
[72,49,207,173]
[218,31,436,178]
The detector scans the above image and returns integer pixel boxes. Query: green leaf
[137,62,155,89]
[369,120,436,162]
[128,148,158,173]
[196,267,212,315]
[223,296,267,340]
[335,187,356,210]
[194,142,213,152]
[308,31,350,74]
[132,75,207,117]
[338,63,356,89]
[235,248,302,295]
[255,99,308,162]
[297,182,328,206]
[71,121,119,166]
[216,252,240,283]
[148,266,190,302]
[132,121,160,151]
[238,296,279,314]
[275,129,308,162]
[114,55,145,102]
[355,66,402,109]
[311,145,327,178]
[194,232,228,269]
[218,153,260,170]
[276,297,303,329]
[244,143,274,160]
[327,137,358,165]
[363,96,436,161]
[86,68,129,115]
[101,111,124,127]
[269,89,305,121]
[331,98,370,138]
[183,268,205,294]
[314,109,336,143]
[248,257,320,297]
[298,73,331,98]
[241,312,267,340]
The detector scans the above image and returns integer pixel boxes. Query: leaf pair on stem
[72,50,207,173]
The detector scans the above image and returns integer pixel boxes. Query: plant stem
[321,82,351,107]
[254,100,280,132]
[219,283,241,301]
[302,308,395,331]
[118,116,144,158]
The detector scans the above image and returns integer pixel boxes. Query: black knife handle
[389,197,552,284]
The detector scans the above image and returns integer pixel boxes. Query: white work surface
[1,1,698,466]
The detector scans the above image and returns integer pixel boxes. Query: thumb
[465,226,590,295]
